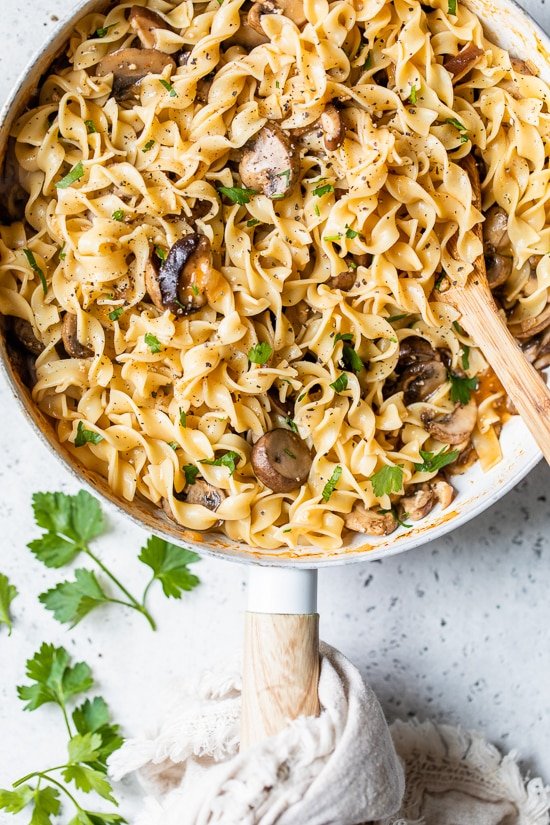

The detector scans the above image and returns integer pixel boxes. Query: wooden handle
[459,286,550,463]
[240,612,320,749]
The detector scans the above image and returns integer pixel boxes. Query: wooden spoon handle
[459,285,550,463]
[240,567,320,749]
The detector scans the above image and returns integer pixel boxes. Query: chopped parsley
[414,447,459,473]
[434,273,446,291]
[179,409,187,427]
[313,182,334,197]
[200,450,241,475]
[218,185,257,205]
[183,464,199,485]
[448,0,457,14]
[112,210,124,221]
[248,342,273,365]
[324,233,342,242]
[95,23,115,37]
[74,421,104,448]
[371,465,404,497]
[314,203,320,217]
[23,248,47,295]
[142,139,155,152]
[387,313,409,322]
[168,441,180,451]
[56,162,85,189]
[461,344,470,371]
[409,84,418,104]
[283,447,296,459]
[334,332,354,345]
[448,372,479,404]
[154,245,167,261]
[108,307,124,321]
[445,117,469,143]
[276,169,291,182]
[345,225,363,240]
[190,284,200,296]
[322,466,342,502]
[380,506,412,529]
[246,218,260,227]
[285,417,298,433]
[144,333,162,353]
[342,345,364,373]
[159,79,177,97]
[84,120,96,134]
[330,373,348,393]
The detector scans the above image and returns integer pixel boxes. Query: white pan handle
[240,567,320,749]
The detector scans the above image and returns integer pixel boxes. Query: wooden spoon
[437,155,550,464]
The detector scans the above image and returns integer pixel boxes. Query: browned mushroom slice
[485,252,512,288]
[97,48,176,100]
[397,336,440,369]
[510,57,538,76]
[423,398,477,445]
[285,300,310,338]
[483,206,511,254]
[443,45,484,80]
[344,504,398,536]
[12,318,44,356]
[327,270,356,291]
[247,0,279,34]
[252,428,312,492]
[228,18,269,48]
[509,304,550,341]
[186,479,226,511]
[129,5,171,49]
[319,104,345,151]
[239,123,299,199]
[431,477,456,509]
[154,234,212,316]
[62,313,93,358]
[398,360,448,404]
[399,483,435,521]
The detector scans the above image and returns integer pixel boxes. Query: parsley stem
[84,547,157,630]
[142,577,155,609]
[39,773,84,812]
[13,765,68,786]
[60,704,73,739]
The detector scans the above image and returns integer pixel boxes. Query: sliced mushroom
[423,398,478,445]
[252,428,312,492]
[483,206,511,254]
[397,336,439,369]
[151,234,212,316]
[443,45,484,80]
[510,57,538,76]
[228,18,269,48]
[285,300,310,338]
[485,252,512,288]
[62,313,93,358]
[431,477,456,509]
[7,341,38,388]
[509,304,550,340]
[247,0,279,34]
[399,483,435,521]
[399,360,448,404]
[12,318,44,356]
[319,104,345,151]
[327,270,356,291]
[239,123,299,199]
[344,504,398,536]
[186,479,226,511]
[129,5,171,49]
[97,48,176,100]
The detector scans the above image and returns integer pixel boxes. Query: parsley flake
[330,373,348,393]
[142,139,155,152]
[342,345,364,373]
[159,78,177,97]
[23,248,47,295]
[108,307,123,322]
[248,342,273,365]
[56,161,85,189]
[409,84,418,104]
[313,182,334,197]
[84,120,96,134]
[414,447,459,473]
[448,0,457,14]
[448,371,479,404]
[179,409,187,427]
[218,185,257,205]
[322,466,342,501]
[144,333,162,353]
[75,421,104,448]
[183,464,199,485]
[111,209,124,221]
[371,465,404,497]
[200,451,241,475]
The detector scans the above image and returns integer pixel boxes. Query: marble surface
[0,1,549,821]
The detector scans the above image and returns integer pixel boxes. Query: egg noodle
[0,0,549,551]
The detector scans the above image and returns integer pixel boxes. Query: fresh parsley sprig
[29,491,200,630]
[448,371,479,404]
[0,644,124,825]
[0,573,17,635]
[371,465,404,497]
[414,447,459,473]
[322,466,342,501]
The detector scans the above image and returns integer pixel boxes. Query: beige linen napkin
[109,644,549,825]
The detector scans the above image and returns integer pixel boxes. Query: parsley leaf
[248,342,273,364]
[0,573,17,635]
[183,464,199,485]
[322,466,342,501]
[371,465,404,497]
[56,162,85,189]
[414,447,459,473]
[448,371,479,404]
[112,210,124,221]
[285,417,298,433]
[179,408,187,427]
[200,450,241,475]
[75,421,104,447]
[142,139,155,152]
[313,182,334,197]
[445,117,469,142]
[247,218,260,227]
[324,233,342,242]
[144,333,162,353]
[461,344,470,370]
[345,226,362,240]
[409,84,418,104]
[218,185,257,205]
[448,0,457,14]
[23,248,47,295]
[108,307,124,322]
[139,536,200,599]
[95,23,115,37]
[342,345,364,373]
[0,786,35,814]
[330,373,348,393]
[39,569,110,627]
[154,245,167,261]
[85,120,96,134]
[72,697,123,766]
[17,643,93,711]
[159,78,177,97]
[334,332,354,345]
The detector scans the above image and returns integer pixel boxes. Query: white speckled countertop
[0,1,549,821]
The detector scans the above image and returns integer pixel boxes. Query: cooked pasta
[0,0,549,551]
